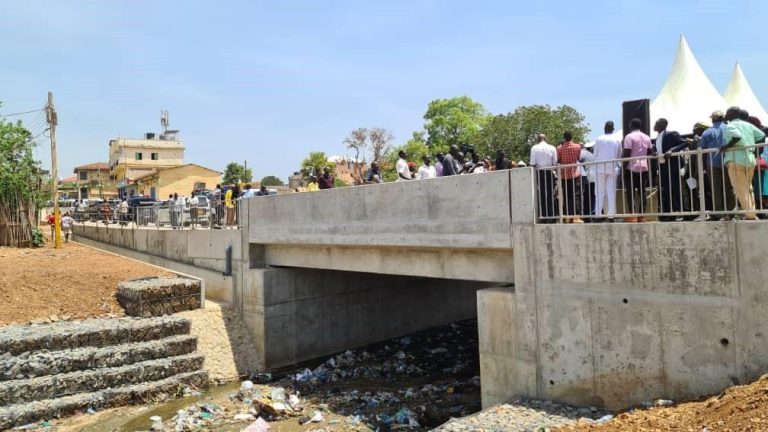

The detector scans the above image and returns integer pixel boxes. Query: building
[327,155,367,185]
[58,176,79,199]
[72,162,118,200]
[109,131,185,197]
[133,164,221,200]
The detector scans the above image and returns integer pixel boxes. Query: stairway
[0,316,208,429]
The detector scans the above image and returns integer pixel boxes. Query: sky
[1,0,767,181]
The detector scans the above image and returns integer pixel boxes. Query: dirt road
[0,240,171,326]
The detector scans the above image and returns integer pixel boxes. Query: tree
[423,96,490,153]
[369,127,394,163]
[0,111,46,246]
[473,105,590,163]
[344,128,368,182]
[222,162,252,185]
[300,151,335,178]
[260,175,284,186]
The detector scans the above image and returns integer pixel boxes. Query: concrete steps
[0,316,207,429]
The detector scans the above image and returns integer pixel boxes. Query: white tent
[723,62,768,123]
[650,35,727,134]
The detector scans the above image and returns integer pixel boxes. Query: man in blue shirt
[700,111,734,219]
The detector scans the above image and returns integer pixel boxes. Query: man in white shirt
[592,121,623,218]
[530,134,558,221]
[417,155,437,179]
[396,150,412,181]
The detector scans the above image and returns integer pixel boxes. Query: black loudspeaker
[622,99,651,138]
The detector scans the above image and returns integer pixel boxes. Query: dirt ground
[0,237,171,326]
[558,373,768,432]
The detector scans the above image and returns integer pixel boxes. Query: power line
[0,108,46,118]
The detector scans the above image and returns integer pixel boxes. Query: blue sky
[1,0,766,181]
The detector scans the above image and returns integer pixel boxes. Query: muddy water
[74,319,481,431]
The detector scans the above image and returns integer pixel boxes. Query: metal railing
[76,198,247,230]
[535,143,768,223]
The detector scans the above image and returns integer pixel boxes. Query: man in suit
[654,118,689,221]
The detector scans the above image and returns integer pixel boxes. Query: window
[79,172,88,181]
[135,152,143,160]
[151,153,159,160]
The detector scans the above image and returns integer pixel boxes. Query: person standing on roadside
[530,133,558,222]
[417,155,437,179]
[441,145,462,176]
[556,131,584,223]
[434,153,445,177]
[623,118,653,222]
[396,150,412,181]
[61,213,74,242]
[592,121,622,219]
[318,167,335,189]
[225,186,235,227]
[721,106,766,220]
[700,111,733,219]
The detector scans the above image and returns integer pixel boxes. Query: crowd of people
[532,106,768,223]
[353,146,526,185]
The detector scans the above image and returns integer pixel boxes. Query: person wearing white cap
[593,121,623,219]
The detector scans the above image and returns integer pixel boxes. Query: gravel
[436,398,612,432]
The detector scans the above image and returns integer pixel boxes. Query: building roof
[59,175,78,184]
[74,162,109,172]
[132,163,222,182]
[650,35,727,134]
[723,62,768,123]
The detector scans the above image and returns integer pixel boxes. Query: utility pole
[47,92,61,249]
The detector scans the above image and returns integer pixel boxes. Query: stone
[117,277,202,318]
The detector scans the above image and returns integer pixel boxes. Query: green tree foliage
[260,175,284,186]
[473,105,590,163]
[221,162,253,185]
[0,113,47,246]
[300,151,336,178]
[423,96,490,153]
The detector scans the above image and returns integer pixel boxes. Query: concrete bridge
[74,168,768,411]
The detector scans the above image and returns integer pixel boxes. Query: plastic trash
[595,414,614,424]
[394,407,419,427]
[240,380,254,393]
[234,413,255,421]
[251,372,273,383]
[242,418,270,432]
[310,411,324,423]
[288,394,301,410]
[270,387,286,401]
[149,415,164,431]
[656,399,675,407]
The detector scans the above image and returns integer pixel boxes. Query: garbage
[656,399,675,407]
[595,414,614,424]
[270,387,286,401]
[149,415,163,431]
[310,411,324,423]
[288,394,302,410]
[234,413,256,421]
[251,372,273,383]
[240,380,254,394]
[394,407,420,427]
[242,418,270,432]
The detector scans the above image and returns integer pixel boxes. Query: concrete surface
[242,267,492,368]
[483,219,768,411]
